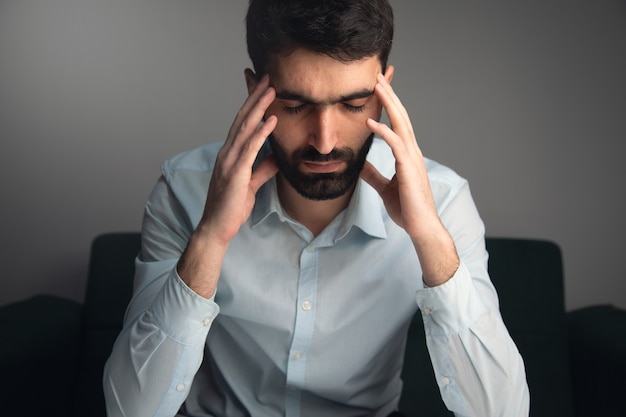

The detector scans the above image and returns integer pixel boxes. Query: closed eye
[282,103,308,115]
[276,88,373,116]
[343,103,365,113]
[281,100,366,115]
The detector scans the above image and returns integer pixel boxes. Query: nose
[308,107,338,155]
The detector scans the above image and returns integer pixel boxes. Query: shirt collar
[251,176,387,241]
[347,179,388,239]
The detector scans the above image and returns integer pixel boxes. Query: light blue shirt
[104,138,529,417]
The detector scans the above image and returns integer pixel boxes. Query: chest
[215,219,421,339]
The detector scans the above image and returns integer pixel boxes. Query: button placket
[285,244,319,414]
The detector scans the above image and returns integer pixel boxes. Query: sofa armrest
[486,238,575,416]
[568,305,626,417]
[0,295,82,417]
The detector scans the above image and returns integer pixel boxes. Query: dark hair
[246,0,394,77]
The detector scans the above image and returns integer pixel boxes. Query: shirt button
[301,300,312,311]
[176,383,185,391]
[202,316,213,326]
[306,246,315,253]
[421,306,432,315]
[293,352,302,360]
[442,377,451,385]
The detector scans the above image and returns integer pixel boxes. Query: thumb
[250,155,279,193]
[360,161,389,196]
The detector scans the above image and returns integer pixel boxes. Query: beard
[268,132,374,201]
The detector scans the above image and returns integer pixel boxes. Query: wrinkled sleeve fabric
[416,175,530,417]
[103,175,220,417]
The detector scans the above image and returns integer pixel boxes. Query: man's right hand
[176,74,278,299]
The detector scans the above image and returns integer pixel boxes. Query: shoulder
[424,157,470,211]
[424,157,467,190]
[161,141,225,179]
[147,142,225,229]
[368,137,468,189]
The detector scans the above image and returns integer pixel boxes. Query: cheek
[270,117,302,144]
[265,108,304,151]
[265,104,311,142]
[345,110,377,138]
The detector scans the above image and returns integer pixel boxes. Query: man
[104,1,529,416]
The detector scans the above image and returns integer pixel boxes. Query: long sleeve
[103,173,219,417]
[104,268,219,417]
[416,265,529,416]
[416,170,530,416]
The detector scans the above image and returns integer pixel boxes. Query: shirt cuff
[149,268,220,345]
[415,262,486,337]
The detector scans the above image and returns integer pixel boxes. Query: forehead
[267,48,382,101]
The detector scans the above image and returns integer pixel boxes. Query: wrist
[177,230,230,299]
[411,227,460,287]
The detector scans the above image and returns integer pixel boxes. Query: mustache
[293,146,355,162]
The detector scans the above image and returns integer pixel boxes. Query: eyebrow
[275,88,375,105]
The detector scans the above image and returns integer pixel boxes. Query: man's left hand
[361,71,460,287]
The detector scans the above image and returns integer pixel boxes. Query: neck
[276,174,355,237]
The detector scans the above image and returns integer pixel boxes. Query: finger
[250,155,279,194]
[241,114,277,168]
[367,117,397,140]
[220,87,276,169]
[376,74,411,124]
[225,75,273,148]
[366,117,405,155]
[374,74,414,138]
[233,74,271,128]
[230,85,276,145]
[360,161,390,196]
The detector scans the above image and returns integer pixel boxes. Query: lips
[301,160,346,173]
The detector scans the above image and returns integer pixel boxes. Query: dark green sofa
[0,233,624,417]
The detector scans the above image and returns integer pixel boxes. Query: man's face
[248,48,391,200]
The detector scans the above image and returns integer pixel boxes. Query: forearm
[104,269,218,417]
[177,228,230,299]
[417,264,529,417]
[415,179,529,415]
[410,218,460,287]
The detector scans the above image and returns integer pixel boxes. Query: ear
[384,65,395,84]
[244,68,258,96]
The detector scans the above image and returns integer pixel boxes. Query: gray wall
[1,1,624,311]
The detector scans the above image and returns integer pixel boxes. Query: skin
[177,48,459,299]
